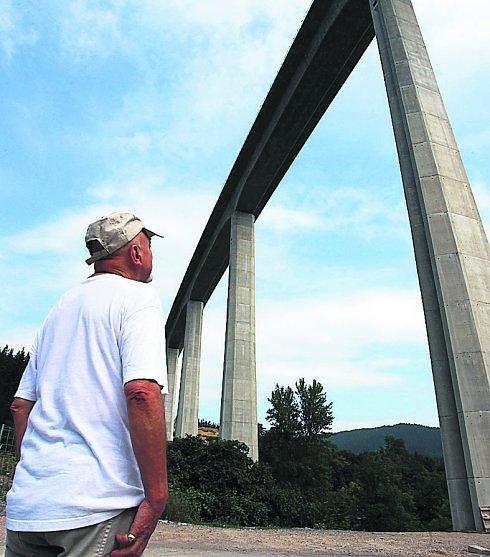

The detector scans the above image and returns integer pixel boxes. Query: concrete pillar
[165,347,179,441]
[174,300,203,438]
[370,0,490,532]
[220,211,258,461]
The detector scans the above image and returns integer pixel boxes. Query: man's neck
[90,270,132,280]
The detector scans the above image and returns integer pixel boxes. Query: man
[6,212,168,557]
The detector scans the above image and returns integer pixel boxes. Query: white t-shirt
[6,273,168,532]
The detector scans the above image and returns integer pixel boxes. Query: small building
[197,426,219,440]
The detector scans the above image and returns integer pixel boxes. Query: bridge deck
[166,0,375,349]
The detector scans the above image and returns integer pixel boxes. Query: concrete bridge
[164,0,490,533]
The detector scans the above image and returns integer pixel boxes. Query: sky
[1,0,489,432]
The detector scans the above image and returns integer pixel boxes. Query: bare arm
[111,379,168,557]
[11,397,36,458]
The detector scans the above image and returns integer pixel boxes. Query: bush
[0,355,452,532]
[164,434,451,531]
[0,453,18,504]
[164,486,202,523]
[167,437,276,526]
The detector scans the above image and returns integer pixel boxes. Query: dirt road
[153,522,488,556]
[1,517,488,556]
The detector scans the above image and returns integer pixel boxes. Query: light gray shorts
[5,507,137,557]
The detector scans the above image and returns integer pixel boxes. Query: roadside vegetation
[166,378,450,530]
[1,346,451,530]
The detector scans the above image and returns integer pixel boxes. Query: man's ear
[129,243,142,266]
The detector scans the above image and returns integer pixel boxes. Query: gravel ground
[1,517,488,556]
[151,522,489,556]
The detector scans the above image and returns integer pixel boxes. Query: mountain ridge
[330,422,442,457]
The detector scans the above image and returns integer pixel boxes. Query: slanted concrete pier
[370,0,490,531]
[220,212,258,461]
[174,300,203,438]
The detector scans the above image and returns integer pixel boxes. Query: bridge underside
[165,0,374,350]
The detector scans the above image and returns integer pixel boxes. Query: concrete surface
[468,545,490,556]
[162,0,489,532]
[220,212,258,461]
[165,347,179,441]
[174,301,203,438]
[370,0,490,531]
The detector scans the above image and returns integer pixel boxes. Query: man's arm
[11,397,36,458]
[111,379,168,557]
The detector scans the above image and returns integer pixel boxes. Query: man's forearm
[124,380,168,510]
[11,397,36,458]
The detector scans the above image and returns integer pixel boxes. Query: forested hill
[330,423,442,457]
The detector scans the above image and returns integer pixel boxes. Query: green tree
[265,379,334,437]
[265,384,300,436]
[0,346,29,425]
[295,378,334,436]
[198,419,219,429]
[380,436,451,530]
[261,378,336,509]
[352,437,425,531]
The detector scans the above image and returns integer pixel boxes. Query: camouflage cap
[85,211,163,265]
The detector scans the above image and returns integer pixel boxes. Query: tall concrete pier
[220,212,258,461]
[370,0,490,531]
[165,347,179,441]
[174,300,203,438]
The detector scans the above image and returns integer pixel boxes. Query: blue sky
[1,0,489,431]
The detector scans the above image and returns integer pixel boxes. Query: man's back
[6,273,166,532]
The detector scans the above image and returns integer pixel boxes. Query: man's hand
[110,379,168,556]
[110,498,164,557]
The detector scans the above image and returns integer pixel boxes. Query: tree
[198,419,219,429]
[295,378,334,436]
[265,379,334,437]
[265,384,300,436]
[0,346,29,425]
[262,378,336,497]
[353,438,422,531]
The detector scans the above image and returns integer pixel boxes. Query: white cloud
[261,206,324,232]
[51,0,311,160]
[0,170,217,346]
[317,187,408,238]
[0,0,36,60]
[260,185,410,242]
[0,325,37,352]
[7,207,106,255]
[414,0,490,83]
[59,0,127,61]
[195,286,427,423]
[256,288,425,366]
[136,0,307,30]
[4,176,405,360]
[331,419,392,433]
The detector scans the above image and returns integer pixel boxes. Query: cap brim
[143,227,164,239]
